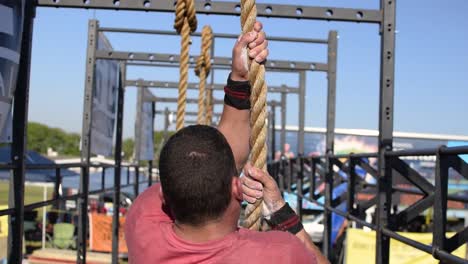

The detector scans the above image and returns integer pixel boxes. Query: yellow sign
[0,205,7,237]
[346,228,466,264]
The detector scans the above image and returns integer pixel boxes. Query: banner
[134,88,154,161]
[89,213,127,253]
[0,205,7,237]
[345,228,466,263]
[0,0,25,142]
[90,33,120,156]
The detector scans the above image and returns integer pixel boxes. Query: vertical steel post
[310,158,316,200]
[347,157,357,217]
[127,166,130,184]
[326,31,338,156]
[323,30,338,259]
[297,156,304,220]
[433,147,448,258]
[134,165,140,196]
[376,1,396,263]
[278,157,285,192]
[78,19,99,263]
[298,72,306,155]
[8,2,35,263]
[101,168,106,190]
[111,62,126,264]
[163,107,170,142]
[270,105,276,161]
[280,92,287,154]
[148,102,155,187]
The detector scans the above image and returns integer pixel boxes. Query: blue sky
[28,0,468,139]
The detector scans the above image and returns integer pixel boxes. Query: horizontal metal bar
[127,62,303,73]
[151,96,280,107]
[37,0,382,24]
[0,207,15,217]
[386,148,438,157]
[381,228,433,254]
[387,145,468,157]
[126,80,299,94]
[440,145,468,155]
[154,110,221,117]
[0,164,17,169]
[96,50,327,72]
[99,27,328,44]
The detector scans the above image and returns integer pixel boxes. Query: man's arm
[218,21,268,171]
[241,163,330,264]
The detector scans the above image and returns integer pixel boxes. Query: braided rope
[195,26,213,124]
[174,0,197,131]
[240,0,268,231]
[205,89,213,125]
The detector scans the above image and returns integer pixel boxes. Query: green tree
[27,122,80,156]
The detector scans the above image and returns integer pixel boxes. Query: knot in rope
[174,0,197,130]
[195,26,213,76]
[195,26,213,124]
[174,0,197,34]
[240,0,269,231]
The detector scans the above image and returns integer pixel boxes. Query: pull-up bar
[96,50,326,72]
[125,80,299,94]
[99,27,328,44]
[149,96,280,107]
[37,0,382,24]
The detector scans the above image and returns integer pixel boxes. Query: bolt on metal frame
[9,0,396,263]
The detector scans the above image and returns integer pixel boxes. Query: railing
[0,162,154,262]
[268,145,468,264]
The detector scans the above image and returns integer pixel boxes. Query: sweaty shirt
[124,184,317,264]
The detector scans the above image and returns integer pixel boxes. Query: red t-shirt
[125,184,317,264]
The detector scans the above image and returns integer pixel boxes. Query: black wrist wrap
[224,73,251,110]
[267,203,304,235]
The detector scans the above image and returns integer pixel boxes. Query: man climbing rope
[124,21,329,264]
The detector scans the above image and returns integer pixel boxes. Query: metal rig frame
[8,1,462,264]
[92,19,335,264]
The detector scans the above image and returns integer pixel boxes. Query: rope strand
[195,26,213,125]
[240,0,268,230]
[174,0,197,131]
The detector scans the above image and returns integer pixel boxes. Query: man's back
[124,184,317,264]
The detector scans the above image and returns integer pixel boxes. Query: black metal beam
[125,80,299,94]
[376,0,397,263]
[77,19,99,263]
[297,71,306,155]
[99,27,328,44]
[150,96,281,107]
[95,50,326,72]
[8,2,35,263]
[111,63,126,264]
[37,0,382,24]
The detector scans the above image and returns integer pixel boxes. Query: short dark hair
[159,125,238,225]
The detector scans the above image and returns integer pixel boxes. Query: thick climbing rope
[240,0,268,230]
[205,89,213,125]
[174,0,197,131]
[195,25,213,125]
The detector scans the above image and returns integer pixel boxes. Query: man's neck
[173,218,237,243]
[172,202,241,243]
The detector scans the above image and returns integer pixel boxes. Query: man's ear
[158,185,166,205]
[231,177,243,201]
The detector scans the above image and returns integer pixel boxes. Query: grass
[0,180,54,221]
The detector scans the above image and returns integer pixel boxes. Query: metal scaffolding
[4,1,466,264]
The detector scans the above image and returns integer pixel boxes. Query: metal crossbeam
[96,50,326,72]
[37,0,382,24]
[125,80,299,94]
[154,110,221,118]
[149,96,280,107]
[99,27,328,44]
